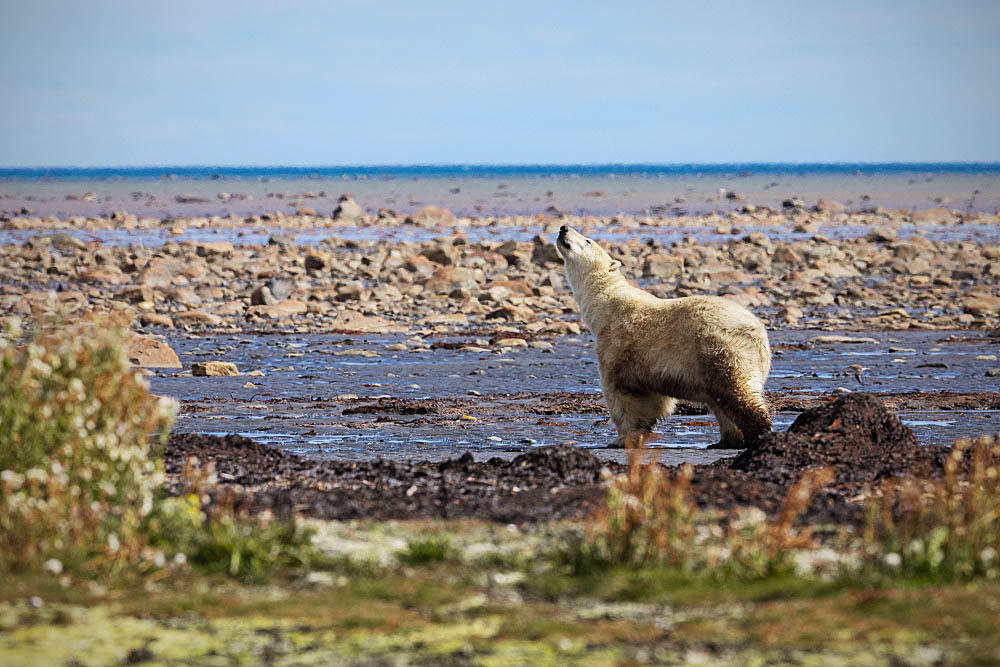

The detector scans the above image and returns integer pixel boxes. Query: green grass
[397,535,455,565]
[4,548,1000,665]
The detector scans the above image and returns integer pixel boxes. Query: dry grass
[567,449,835,578]
[862,435,1000,580]
[573,435,1000,584]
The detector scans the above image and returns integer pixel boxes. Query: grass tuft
[398,536,455,565]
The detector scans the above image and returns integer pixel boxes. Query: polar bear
[555,225,772,448]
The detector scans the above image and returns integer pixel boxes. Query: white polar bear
[555,225,772,448]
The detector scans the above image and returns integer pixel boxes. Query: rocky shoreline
[2,205,1000,338]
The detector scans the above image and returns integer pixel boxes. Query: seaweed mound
[729,393,943,486]
[164,432,306,486]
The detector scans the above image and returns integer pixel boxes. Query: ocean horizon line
[2,161,1000,180]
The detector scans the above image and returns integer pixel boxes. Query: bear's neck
[574,271,635,331]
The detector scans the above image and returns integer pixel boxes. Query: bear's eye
[587,240,593,245]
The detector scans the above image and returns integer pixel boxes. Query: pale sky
[1,0,998,166]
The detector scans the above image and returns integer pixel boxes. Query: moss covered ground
[3,519,1000,666]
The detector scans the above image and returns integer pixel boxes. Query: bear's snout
[557,226,569,247]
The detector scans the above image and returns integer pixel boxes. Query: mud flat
[164,393,957,527]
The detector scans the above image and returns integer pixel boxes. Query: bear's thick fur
[555,225,772,448]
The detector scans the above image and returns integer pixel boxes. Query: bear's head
[555,226,622,295]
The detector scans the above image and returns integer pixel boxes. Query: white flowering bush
[0,316,176,573]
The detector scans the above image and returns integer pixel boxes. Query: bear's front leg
[603,382,674,448]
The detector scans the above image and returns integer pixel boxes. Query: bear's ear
[608,259,622,273]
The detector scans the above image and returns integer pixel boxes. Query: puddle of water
[159,329,1000,462]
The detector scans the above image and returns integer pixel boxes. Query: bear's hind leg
[712,385,772,446]
[706,399,744,449]
[605,388,673,448]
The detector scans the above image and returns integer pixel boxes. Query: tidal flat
[4,190,1000,663]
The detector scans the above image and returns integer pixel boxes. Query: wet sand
[3,167,999,219]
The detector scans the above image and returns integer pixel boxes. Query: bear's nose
[559,225,568,233]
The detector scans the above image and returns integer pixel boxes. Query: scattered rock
[192,361,240,376]
[812,335,879,345]
[332,195,364,221]
[963,295,1000,317]
[407,205,454,223]
[139,313,174,328]
[246,299,309,320]
[174,310,223,327]
[250,285,277,306]
[126,335,181,368]
[328,310,406,333]
[196,241,235,257]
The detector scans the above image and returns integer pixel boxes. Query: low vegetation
[562,437,1000,586]
[3,317,1000,662]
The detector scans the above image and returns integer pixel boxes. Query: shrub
[0,316,325,583]
[0,315,176,573]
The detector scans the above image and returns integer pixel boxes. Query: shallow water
[151,329,1000,464]
[3,219,1000,249]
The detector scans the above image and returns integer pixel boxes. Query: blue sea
[1,163,998,218]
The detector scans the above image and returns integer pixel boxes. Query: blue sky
[1,1,998,166]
